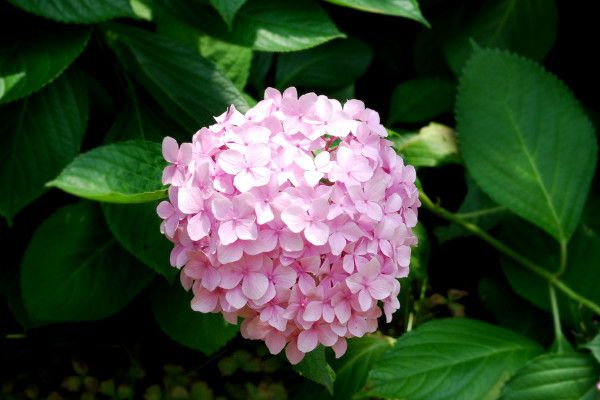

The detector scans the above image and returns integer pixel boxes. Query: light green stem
[549,283,566,353]
[455,206,506,219]
[419,191,600,316]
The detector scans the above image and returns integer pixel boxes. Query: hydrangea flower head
[157,88,420,364]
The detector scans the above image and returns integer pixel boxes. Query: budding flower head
[157,87,420,364]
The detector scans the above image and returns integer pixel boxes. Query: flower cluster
[157,87,420,364]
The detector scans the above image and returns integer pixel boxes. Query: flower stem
[549,282,568,353]
[419,191,600,316]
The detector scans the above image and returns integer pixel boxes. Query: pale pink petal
[242,273,269,300]
[226,286,248,309]
[191,289,218,313]
[202,267,221,291]
[297,329,319,353]
[369,279,392,300]
[281,207,309,233]
[279,229,305,252]
[157,201,174,218]
[304,221,330,246]
[162,137,179,163]
[218,149,245,174]
[303,302,323,321]
[286,341,305,365]
[358,289,373,311]
[217,243,244,264]
[211,197,232,221]
[218,221,238,245]
[187,213,211,241]
[265,331,286,354]
[329,232,346,256]
[332,337,347,358]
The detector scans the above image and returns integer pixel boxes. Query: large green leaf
[21,202,155,323]
[102,97,188,144]
[0,68,88,224]
[293,346,336,394]
[149,280,239,356]
[104,23,248,132]
[500,218,600,328]
[392,123,460,167]
[155,15,253,91]
[456,49,597,243]
[102,201,177,282]
[155,0,344,52]
[321,0,429,27]
[0,25,90,104]
[5,0,137,23]
[388,79,455,124]
[444,0,557,74]
[499,353,600,400]
[275,38,372,89]
[47,140,168,203]
[327,335,394,399]
[209,0,247,28]
[368,318,543,400]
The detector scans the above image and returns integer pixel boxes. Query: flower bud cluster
[157,87,419,363]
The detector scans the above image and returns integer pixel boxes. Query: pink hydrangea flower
[157,88,420,364]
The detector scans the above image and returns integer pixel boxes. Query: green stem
[419,191,600,316]
[555,239,568,278]
[455,206,506,219]
[549,283,566,353]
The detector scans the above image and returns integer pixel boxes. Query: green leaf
[199,36,252,91]
[47,140,168,203]
[436,175,506,243]
[276,38,372,89]
[444,0,557,74]
[102,201,177,282]
[478,278,553,345]
[209,0,248,28]
[499,353,600,400]
[327,335,394,399]
[368,318,543,400]
[104,22,248,132]
[0,68,89,224]
[156,0,344,52]
[584,334,600,364]
[392,123,460,167]
[388,79,455,124]
[5,0,137,23]
[456,49,598,242]
[155,11,253,91]
[293,346,336,394]
[0,25,90,104]
[501,218,600,328]
[149,280,239,356]
[321,0,429,27]
[103,96,188,145]
[21,202,155,323]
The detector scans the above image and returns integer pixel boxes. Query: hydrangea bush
[157,88,419,363]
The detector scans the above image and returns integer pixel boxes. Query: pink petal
[242,272,269,300]
[217,242,243,264]
[246,144,271,167]
[304,221,329,246]
[265,331,286,354]
[369,279,392,300]
[218,149,245,174]
[281,206,309,233]
[202,267,221,291]
[303,302,323,322]
[297,329,319,353]
[211,197,232,221]
[332,338,347,358]
[285,341,305,365]
[179,143,193,165]
[329,232,346,256]
[279,229,305,252]
[187,213,211,241]
[191,289,218,313]
[234,170,254,192]
[156,201,174,218]
[225,285,248,309]
[162,137,179,163]
[218,220,238,245]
